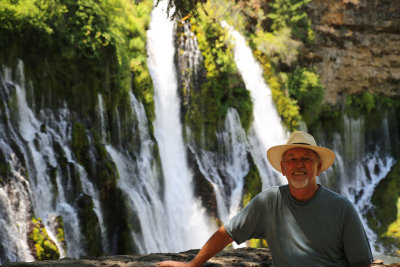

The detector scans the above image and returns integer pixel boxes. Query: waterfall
[0,61,111,261]
[318,115,396,254]
[189,109,249,224]
[146,0,214,252]
[106,92,168,253]
[176,20,249,225]
[97,94,108,142]
[221,22,288,188]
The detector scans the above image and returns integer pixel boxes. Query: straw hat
[267,131,335,174]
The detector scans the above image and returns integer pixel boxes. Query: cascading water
[318,115,397,254]
[0,61,109,261]
[106,92,168,253]
[0,66,35,263]
[146,0,214,252]
[221,22,288,189]
[189,108,249,224]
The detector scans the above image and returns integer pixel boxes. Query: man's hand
[157,260,193,267]
[157,226,233,267]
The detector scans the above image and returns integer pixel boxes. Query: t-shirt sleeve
[342,201,374,266]
[224,193,267,244]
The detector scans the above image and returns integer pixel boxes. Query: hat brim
[267,144,335,174]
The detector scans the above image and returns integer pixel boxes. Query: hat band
[291,142,311,145]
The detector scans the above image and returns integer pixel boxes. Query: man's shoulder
[319,186,354,207]
[255,185,287,201]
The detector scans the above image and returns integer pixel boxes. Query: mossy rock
[75,194,103,256]
[28,217,60,261]
[242,156,262,207]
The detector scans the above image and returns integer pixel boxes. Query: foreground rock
[3,248,400,267]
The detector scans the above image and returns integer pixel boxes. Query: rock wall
[306,0,400,105]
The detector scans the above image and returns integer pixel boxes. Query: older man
[158,131,373,267]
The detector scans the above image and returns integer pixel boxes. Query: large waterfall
[0,2,399,264]
[146,1,214,252]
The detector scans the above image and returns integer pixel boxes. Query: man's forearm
[157,225,234,267]
[189,225,234,267]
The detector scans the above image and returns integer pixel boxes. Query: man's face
[281,147,322,189]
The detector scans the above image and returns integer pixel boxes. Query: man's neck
[289,184,320,202]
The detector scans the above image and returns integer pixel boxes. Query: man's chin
[290,179,309,189]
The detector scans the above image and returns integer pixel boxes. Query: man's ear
[281,162,286,176]
[316,162,322,176]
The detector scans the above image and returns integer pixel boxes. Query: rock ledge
[3,248,399,267]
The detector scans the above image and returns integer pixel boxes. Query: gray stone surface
[3,247,400,267]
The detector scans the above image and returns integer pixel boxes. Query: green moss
[242,163,262,207]
[29,217,60,261]
[54,216,67,252]
[71,122,90,167]
[76,194,103,256]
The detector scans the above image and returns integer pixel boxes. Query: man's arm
[157,225,234,267]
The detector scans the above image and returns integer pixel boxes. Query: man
[158,131,373,267]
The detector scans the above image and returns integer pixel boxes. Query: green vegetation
[242,163,262,207]
[288,66,324,125]
[0,0,154,134]
[54,216,67,252]
[29,217,60,261]
[183,11,252,148]
[267,0,313,43]
[76,194,103,256]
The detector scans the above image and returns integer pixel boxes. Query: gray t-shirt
[225,185,373,267]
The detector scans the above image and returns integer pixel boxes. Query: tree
[156,0,208,19]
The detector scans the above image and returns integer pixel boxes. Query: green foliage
[346,92,375,116]
[29,217,60,261]
[54,216,67,252]
[268,0,313,42]
[242,164,262,207]
[345,92,400,120]
[288,67,325,125]
[0,0,155,133]
[253,27,302,67]
[253,51,301,131]
[185,12,253,148]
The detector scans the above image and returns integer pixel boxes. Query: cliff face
[306,0,400,105]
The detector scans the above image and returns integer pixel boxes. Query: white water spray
[147,0,214,251]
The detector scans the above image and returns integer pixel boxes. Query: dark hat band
[292,142,311,145]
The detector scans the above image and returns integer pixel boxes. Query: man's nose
[295,159,305,167]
